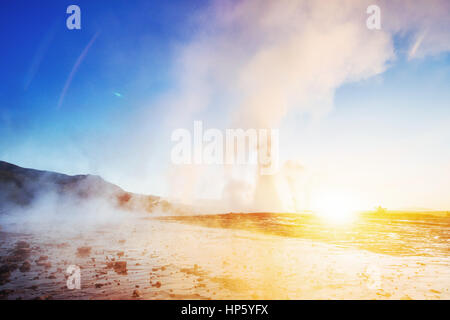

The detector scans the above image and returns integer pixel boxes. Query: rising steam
[164,0,450,212]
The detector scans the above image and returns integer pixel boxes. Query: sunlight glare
[313,191,359,224]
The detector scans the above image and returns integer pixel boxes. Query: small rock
[132,289,141,298]
[19,261,31,272]
[111,261,127,275]
[77,247,92,257]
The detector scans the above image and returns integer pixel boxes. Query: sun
[312,191,359,224]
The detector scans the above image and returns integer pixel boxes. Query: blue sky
[0,1,449,209]
[0,0,190,138]
[0,0,196,180]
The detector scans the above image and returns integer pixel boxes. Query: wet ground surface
[0,213,449,300]
[160,212,450,257]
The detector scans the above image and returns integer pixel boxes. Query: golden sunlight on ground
[312,191,359,225]
[1,210,449,300]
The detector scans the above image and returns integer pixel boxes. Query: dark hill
[0,161,163,213]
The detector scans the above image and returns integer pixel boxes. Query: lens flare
[313,191,359,224]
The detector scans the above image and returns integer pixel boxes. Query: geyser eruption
[162,0,449,212]
[210,0,393,212]
[253,131,282,212]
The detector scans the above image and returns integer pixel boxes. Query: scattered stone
[152,281,161,288]
[132,289,141,298]
[19,261,31,272]
[9,247,31,262]
[77,246,92,257]
[114,261,127,274]
[107,261,127,275]
[117,251,124,257]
